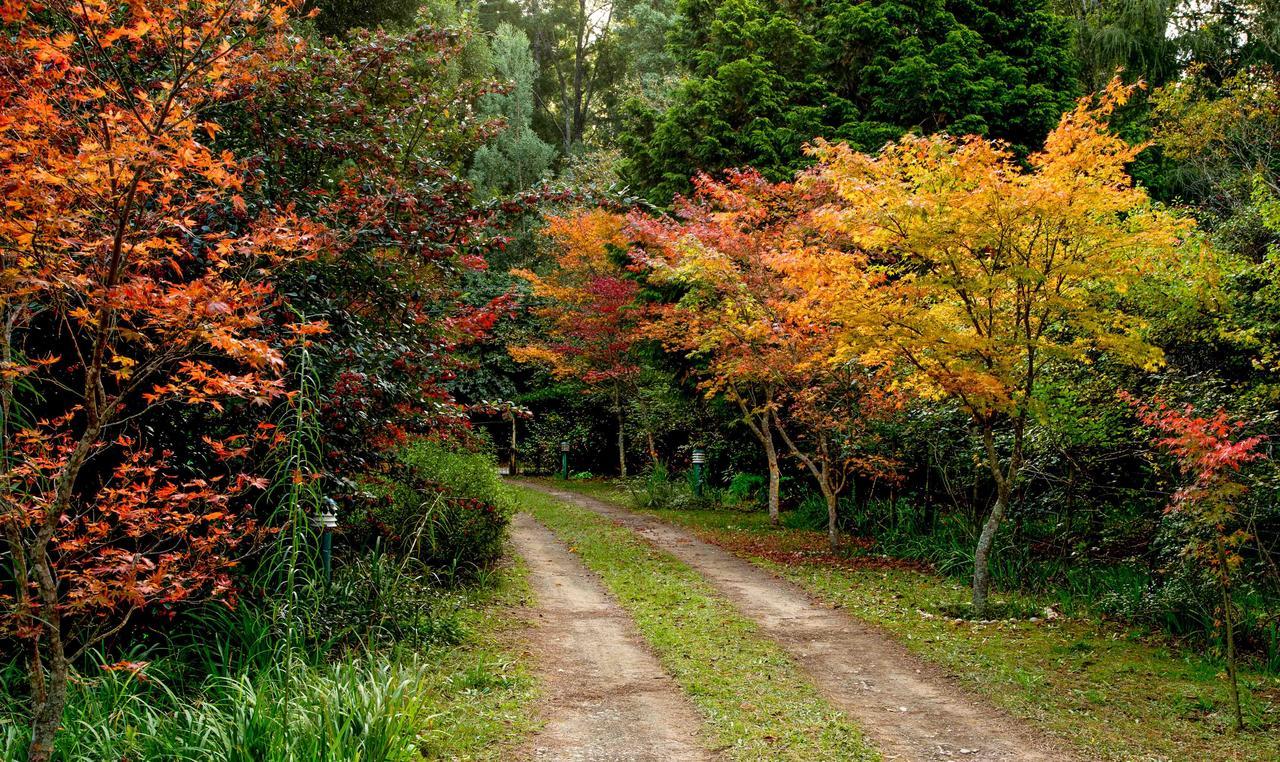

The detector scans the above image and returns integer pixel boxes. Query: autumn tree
[1123,393,1267,731]
[632,171,800,522]
[511,209,645,476]
[788,80,1193,614]
[633,170,902,541]
[0,2,319,758]
[227,23,516,470]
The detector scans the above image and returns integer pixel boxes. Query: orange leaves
[0,0,310,655]
[785,77,1195,421]
[2,427,258,620]
[509,209,645,387]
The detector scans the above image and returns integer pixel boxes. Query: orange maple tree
[510,209,646,476]
[0,2,320,757]
[630,171,797,522]
[783,79,1193,613]
[632,170,903,543]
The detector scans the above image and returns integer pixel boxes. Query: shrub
[351,441,512,578]
[623,462,723,510]
[723,473,767,509]
[625,461,685,509]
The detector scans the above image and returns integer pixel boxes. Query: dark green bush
[351,441,512,578]
[724,472,767,509]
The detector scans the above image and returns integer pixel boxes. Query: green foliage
[470,24,556,196]
[624,462,723,510]
[356,442,513,577]
[1053,0,1178,91]
[724,472,767,509]
[0,561,534,762]
[311,0,422,35]
[621,0,1079,202]
[0,654,429,762]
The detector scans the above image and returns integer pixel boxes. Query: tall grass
[0,650,431,762]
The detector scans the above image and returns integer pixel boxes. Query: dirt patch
[696,527,931,574]
[518,482,1078,762]
[509,512,717,761]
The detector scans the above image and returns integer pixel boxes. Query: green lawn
[511,483,879,761]
[549,478,1280,762]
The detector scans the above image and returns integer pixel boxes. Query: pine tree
[471,23,557,195]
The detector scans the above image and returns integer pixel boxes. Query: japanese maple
[631,171,800,523]
[632,171,902,543]
[787,79,1194,613]
[0,1,319,758]
[511,209,645,476]
[1123,392,1267,731]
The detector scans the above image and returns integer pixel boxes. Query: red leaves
[0,0,308,653]
[1121,391,1267,521]
[510,210,647,387]
[3,428,256,621]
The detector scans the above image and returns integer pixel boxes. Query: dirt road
[517,482,1075,762]
[510,512,718,761]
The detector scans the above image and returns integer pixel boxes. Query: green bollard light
[560,440,570,480]
[316,497,338,589]
[692,448,706,497]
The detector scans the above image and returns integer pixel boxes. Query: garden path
[515,481,1078,762]
[510,512,717,761]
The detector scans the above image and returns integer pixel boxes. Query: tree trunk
[509,415,518,477]
[824,487,838,550]
[27,557,68,762]
[614,387,627,478]
[1217,536,1244,731]
[764,431,780,525]
[971,485,1007,616]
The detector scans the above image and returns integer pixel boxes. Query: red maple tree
[1122,392,1267,730]
[0,2,320,757]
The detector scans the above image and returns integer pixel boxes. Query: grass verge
[545,478,1280,762]
[0,551,536,762]
[413,551,538,760]
[511,483,879,761]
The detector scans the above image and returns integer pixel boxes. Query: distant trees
[621,0,1079,203]
[510,210,646,476]
[471,23,556,196]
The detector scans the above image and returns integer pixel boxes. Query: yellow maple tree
[784,79,1197,614]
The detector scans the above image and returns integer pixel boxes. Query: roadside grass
[510,483,880,761]
[0,550,536,762]
[542,478,1280,762]
[414,551,539,760]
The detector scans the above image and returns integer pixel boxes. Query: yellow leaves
[110,354,137,381]
[781,79,1196,420]
[543,209,628,272]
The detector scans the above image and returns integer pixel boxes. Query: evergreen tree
[471,24,558,195]
[621,0,1080,203]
